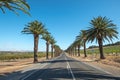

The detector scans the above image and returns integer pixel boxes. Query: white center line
[65,56,76,80]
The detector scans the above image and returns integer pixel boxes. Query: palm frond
[0,0,30,15]
[87,16,118,44]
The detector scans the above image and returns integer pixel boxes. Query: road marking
[79,61,112,75]
[21,63,48,80]
[65,56,76,80]
[21,55,63,80]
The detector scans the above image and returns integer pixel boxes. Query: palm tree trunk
[98,39,105,59]
[69,50,71,56]
[46,42,49,59]
[51,45,54,58]
[75,46,77,56]
[73,48,75,56]
[34,34,39,63]
[78,45,80,56]
[84,40,87,57]
[71,49,73,56]
[70,50,72,56]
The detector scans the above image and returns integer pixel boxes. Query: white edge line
[66,54,112,75]
[74,58,112,75]
[83,62,112,74]
[65,56,76,80]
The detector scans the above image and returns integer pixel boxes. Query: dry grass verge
[0,57,46,75]
[100,56,120,68]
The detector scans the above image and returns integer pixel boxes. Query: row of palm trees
[54,45,63,57]
[0,0,62,63]
[66,16,118,59]
[22,20,61,63]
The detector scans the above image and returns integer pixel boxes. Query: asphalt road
[21,53,120,80]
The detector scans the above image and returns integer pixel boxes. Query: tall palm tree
[0,0,30,15]
[86,16,118,59]
[72,40,78,56]
[67,43,75,56]
[77,43,80,56]
[22,20,48,63]
[42,33,52,59]
[66,45,72,56]
[77,30,87,57]
[54,44,62,57]
[74,38,83,56]
[50,37,56,58]
[81,30,87,57]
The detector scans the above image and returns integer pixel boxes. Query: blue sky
[0,0,120,51]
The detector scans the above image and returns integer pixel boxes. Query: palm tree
[66,43,75,56]
[50,37,56,58]
[72,41,78,56]
[54,44,62,57]
[0,0,30,15]
[81,30,87,57]
[22,20,48,63]
[77,43,81,56]
[42,33,52,59]
[74,37,83,56]
[86,16,118,59]
[77,30,87,57]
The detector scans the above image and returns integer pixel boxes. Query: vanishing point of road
[20,53,120,80]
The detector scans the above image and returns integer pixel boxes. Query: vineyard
[0,52,46,61]
[81,45,120,56]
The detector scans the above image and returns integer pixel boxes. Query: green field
[80,45,120,56]
[0,52,47,61]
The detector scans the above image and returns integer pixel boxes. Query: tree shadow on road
[0,66,120,80]
[24,67,120,80]
[40,59,78,64]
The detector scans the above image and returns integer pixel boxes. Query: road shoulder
[0,57,48,80]
[67,55,120,77]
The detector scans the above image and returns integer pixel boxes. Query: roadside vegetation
[0,52,46,61]
[66,16,119,60]
[67,44,120,67]
[22,20,62,63]
[80,45,120,67]
[81,45,120,56]
[0,0,62,63]
[1,0,119,63]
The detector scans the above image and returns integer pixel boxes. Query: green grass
[80,45,120,55]
[0,52,46,61]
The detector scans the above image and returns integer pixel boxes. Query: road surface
[21,53,120,80]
